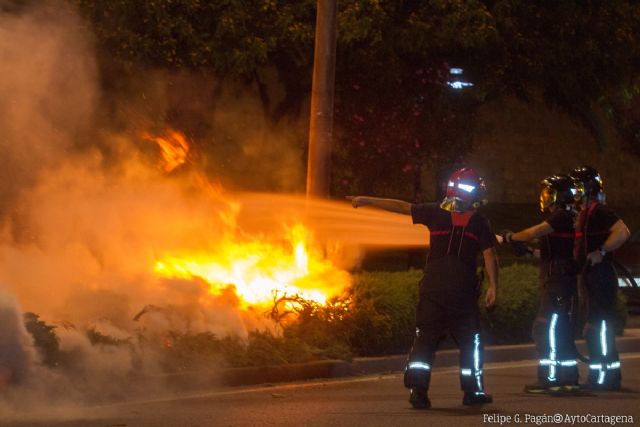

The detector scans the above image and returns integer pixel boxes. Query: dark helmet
[539,174,577,213]
[569,165,604,203]
[440,168,487,212]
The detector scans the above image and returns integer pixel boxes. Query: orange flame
[142,129,190,173]
[153,224,350,309]
[140,129,351,312]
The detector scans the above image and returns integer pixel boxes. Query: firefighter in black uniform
[570,166,630,390]
[350,167,498,408]
[502,175,580,393]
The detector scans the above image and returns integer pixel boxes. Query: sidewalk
[159,328,640,390]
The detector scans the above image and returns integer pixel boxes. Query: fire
[137,127,350,312]
[141,129,190,173]
[153,224,349,309]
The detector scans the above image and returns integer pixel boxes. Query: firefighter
[350,167,498,408]
[570,165,630,390]
[501,174,580,393]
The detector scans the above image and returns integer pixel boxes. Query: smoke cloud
[0,1,426,418]
[0,1,97,217]
[0,1,277,414]
[0,290,36,387]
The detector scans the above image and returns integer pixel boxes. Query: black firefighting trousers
[532,261,579,385]
[404,256,486,394]
[583,260,621,387]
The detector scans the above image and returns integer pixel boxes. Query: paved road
[4,354,640,427]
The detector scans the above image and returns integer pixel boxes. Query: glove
[500,229,513,244]
[500,229,530,257]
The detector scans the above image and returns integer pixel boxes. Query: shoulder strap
[586,202,600,225]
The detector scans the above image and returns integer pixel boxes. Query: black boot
[463,392,493,405]
[409,387,431,409]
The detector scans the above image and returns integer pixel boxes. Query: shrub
[23,312,60,367]
[480,263,539,344]
[86,327,130,346]
[270,295,353,361]
[345,270,421,355]
[244,330,317,366]
[346,263,628,350]
[18,264,630,372]
[160,331,225,371]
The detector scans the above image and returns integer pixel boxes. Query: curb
[159,331,640,390]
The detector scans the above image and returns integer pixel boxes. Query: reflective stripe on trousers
[587,320,621,385]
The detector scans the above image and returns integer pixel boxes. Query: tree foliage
[483,1,640,151]
[331,1,497,198]
[74,0,315,75]
[72,1,640,194]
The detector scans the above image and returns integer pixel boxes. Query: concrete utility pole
[306,0,337,198]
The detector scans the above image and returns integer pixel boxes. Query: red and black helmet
[440,168,487,212]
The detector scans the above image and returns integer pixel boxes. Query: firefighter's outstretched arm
[348,196,412,215]
[482,247,498,308]
[509,222,553,242]
[498,222,551,257]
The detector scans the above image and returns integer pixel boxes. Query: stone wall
[463,96,640,206]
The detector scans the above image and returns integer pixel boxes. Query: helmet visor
[441,196,471,212]
[539,187,556,212]
[572,181,585,204]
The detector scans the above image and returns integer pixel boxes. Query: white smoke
[0,1,257,415]
[0,288,37,387]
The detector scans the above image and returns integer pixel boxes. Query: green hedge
[23,264,629,371]
[344,264,541,350]
[347,264,627,349]
[480,263,539,344]
[345,270,422,356]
